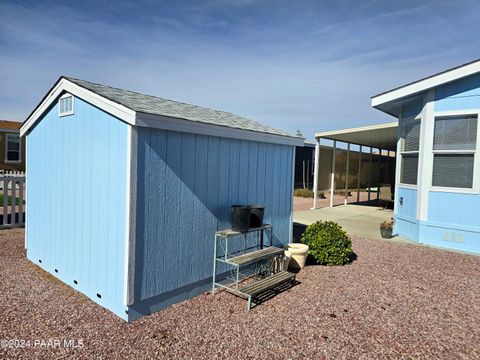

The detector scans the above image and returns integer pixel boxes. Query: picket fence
[0,173,26,228]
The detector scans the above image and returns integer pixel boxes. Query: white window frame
[398,115,421,188]
[430,112,480,193]
[59,93,74,117]
[5,133,21,164]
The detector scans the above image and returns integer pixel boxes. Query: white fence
[0,174,26,228]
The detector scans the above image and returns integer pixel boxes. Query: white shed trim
[21,78,302,147]
[21,78,136,136]
[135,112,302,146]
[124,125,137,306]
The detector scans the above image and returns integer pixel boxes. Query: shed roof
[65,77,295,138]
[21,76,302,146]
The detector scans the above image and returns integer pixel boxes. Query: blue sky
[1,0,480,139]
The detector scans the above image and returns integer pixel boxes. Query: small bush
[294,188,313,198]
[301,221,353,266]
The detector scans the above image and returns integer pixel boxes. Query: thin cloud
[1,0,480,138]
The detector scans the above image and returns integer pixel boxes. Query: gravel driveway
[1,228,479,359]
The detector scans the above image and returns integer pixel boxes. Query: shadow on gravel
[250,279,301,309]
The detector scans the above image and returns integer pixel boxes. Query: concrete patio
[293,204,409,241]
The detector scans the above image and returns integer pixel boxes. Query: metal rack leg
[247,296,252,310]
[212,234,217,294]
[236,265,239,290]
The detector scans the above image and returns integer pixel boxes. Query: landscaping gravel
[1,228,479,359]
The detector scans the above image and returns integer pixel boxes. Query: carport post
[387,151,391,184]
[311,137,321,209]
[330,140,336,207]
[357,145,362,203]
[377,149,382,200]
[344,143,350,205]
[368,147,372,202]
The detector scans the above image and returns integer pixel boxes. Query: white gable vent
[59,94,74,116]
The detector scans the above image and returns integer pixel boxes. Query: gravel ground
[1,228,479,359]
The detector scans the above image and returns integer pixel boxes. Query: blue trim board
[394,215,419,242]
[127,277,213,321]
[393,216,480,254]
[418,222,480,254]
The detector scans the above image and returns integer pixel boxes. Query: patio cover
[312,121,398,209]
[315,122,398,151]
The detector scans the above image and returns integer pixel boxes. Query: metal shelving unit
[212,224,296,309]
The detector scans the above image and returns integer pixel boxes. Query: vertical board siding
[428,191,480,228]
[394,187,418,241]
[135,128,294,302]
[27,97,128,314]
[435,73,480,112]
[396,187,417,219]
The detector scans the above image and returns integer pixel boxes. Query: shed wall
[26,96,128,318]
[133,128,294,303]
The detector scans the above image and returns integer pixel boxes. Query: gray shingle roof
[65,77,297,139]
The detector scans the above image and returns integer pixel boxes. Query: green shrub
[301,221,353,266]
[293,188,326,198]
[294,188,313,198]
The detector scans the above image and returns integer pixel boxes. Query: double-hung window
[5,133,21,163]
[432,115,477,189]
[400,117,421,185]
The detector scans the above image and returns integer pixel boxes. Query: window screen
[434,116,477,151]
[401,153,418,185]
[402,120,421,151]
[432,116,477,189]
[432,154,474,188]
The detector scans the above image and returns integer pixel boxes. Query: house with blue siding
[20,77,302,321]
[372,59,480,254]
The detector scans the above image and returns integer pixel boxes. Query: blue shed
[372,59,480,255]
[20,76,302,321]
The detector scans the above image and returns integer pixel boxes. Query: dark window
[432,116,477,189]
[6,134,20,162]
[401,153,419,185]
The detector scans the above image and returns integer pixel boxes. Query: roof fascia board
[20,78,136,136]
[316,136,396,151]
[136,112,303,147]
[371,61,480,107]
[315,122,398,139]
